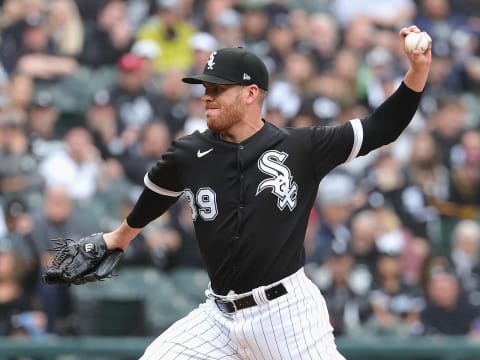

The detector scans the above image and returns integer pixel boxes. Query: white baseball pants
[140,267,346,359]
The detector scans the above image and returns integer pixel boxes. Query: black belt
[214,283,287,313]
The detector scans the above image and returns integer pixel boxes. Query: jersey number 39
[184,188,218,221]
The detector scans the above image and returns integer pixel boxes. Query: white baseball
[404,31,431,53]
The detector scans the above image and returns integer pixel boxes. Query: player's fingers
[399,25,421,38]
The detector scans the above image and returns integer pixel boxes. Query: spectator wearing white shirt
[39,126,101,200]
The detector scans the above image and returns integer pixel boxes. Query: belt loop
[252,286,268,306]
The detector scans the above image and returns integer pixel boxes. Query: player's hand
[400,25,432,70]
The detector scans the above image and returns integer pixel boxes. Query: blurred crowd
[0,0,479,344]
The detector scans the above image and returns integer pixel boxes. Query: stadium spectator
[348,209,382,276]
[0,236,47,339]
[28,185,99,333]
[307,171,355,265]
[264,13,296,76]
[360,151,432,239]
[130,39,162,89]
[330,0,416,29]
[4,14,78,83]
[405,130,450,202]
[165,200,205,270]
[367,245,425,337]
[26,90,63,160]
[109,52,161,134]
[209,8,244,49]
[4,72,34,121]
[305,13,340,75]
[46,0,84,58]
[135,0,195,73]
[306,239,373,337]
[152,67,190,136]
[119,121,171,187]
[446,128,480,212]
[449,220,480,297]
[421,266,479,336]
[0,113,44,209]
[38,127,102,200]
[84,89,122,159]
[78,0,133,68]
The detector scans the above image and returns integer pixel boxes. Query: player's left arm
[358,25,432,156]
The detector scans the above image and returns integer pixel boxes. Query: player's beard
[206,94,243,134]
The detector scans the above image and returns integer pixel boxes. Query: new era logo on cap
[182,47,269,90]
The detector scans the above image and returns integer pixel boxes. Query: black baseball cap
[182,47,269,90]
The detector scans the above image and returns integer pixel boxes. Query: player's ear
[244,84,260,105]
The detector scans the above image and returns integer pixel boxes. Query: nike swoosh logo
[197,148,214,158]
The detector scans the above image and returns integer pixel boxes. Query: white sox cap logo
[207,51,217,70]
[256,150,298,211]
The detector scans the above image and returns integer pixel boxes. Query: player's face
[202,83,244,133]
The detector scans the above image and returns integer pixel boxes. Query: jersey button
[239,145,245,150]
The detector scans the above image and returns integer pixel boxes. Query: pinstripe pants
[140,268,346,359]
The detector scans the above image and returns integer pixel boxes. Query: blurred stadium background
[0,0,480,359]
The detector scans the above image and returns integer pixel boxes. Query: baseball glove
[43,232,124,286]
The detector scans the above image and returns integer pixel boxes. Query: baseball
[404,31,431,53]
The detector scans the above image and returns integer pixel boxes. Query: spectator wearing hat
[27,90,63,160]
[109,52,162,137]
[135,0,196,72]
[307,170,356,265]
[85,89,123,159]
[131,39,162,86]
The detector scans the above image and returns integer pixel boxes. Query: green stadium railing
[1,336,480,359]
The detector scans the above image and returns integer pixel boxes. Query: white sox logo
[207,51,217,70]
[256,150,298,211]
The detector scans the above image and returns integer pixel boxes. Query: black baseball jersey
[145,119,361,295]
[128,82,422,295]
